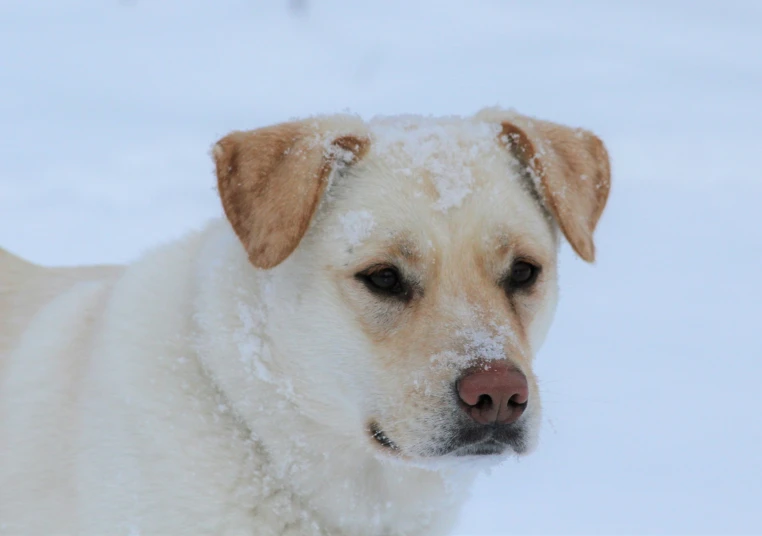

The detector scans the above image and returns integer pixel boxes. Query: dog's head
[213,109,610,461]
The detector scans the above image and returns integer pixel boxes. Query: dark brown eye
[369,268,399,290]
[358,267,407,297]
[507,261,540,290]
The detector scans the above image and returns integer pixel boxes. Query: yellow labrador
[0,108,610,535]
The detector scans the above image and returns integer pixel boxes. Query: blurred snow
[1,1,760,534]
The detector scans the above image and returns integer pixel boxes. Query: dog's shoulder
[0,247,124,357]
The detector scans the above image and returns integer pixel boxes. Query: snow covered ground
[1,1,760,534]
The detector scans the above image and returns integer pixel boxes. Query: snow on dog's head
[213,109,610,462]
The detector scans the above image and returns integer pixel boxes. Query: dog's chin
[449,439,512,457]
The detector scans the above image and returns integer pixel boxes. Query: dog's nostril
[508,393,528,408]
[474,394,493,410]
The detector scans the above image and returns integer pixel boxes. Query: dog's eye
[506,260,540,291]
[367,268,402,293]
[358,267,407,297]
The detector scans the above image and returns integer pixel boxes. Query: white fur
[0,112,563,535]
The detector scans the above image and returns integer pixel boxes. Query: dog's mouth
[367,420,528,458]
[445,422,527,456]
[368,421,400,452]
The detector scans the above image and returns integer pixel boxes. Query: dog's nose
[457,364,529,425]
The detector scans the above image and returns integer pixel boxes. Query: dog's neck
[190,221,472,535]
[235,414,469,536]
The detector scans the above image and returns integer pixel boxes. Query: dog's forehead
[325,115,555,255]
[367,116,504,210]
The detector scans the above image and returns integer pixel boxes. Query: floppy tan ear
[497,117,611,262]
[213,119,370,269]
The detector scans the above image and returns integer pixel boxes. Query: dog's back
[0,248,124,357]
[1,249,126,532]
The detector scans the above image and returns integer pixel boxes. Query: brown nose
[457,364,529,425]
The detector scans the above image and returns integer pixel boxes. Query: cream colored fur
[0,109,610,535]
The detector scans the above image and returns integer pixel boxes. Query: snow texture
[1,1,761,535]
[339,210,376,246]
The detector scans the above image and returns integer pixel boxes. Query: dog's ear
[213,119,370,269]
[497,117,611,262]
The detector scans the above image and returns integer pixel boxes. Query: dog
[0,107,610,535]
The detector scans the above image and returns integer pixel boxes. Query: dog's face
[213,110,610,461]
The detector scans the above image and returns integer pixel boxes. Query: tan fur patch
[214,121,370,269]
[340,234,539,378]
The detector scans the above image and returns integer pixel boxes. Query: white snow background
[1,1,761,534]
